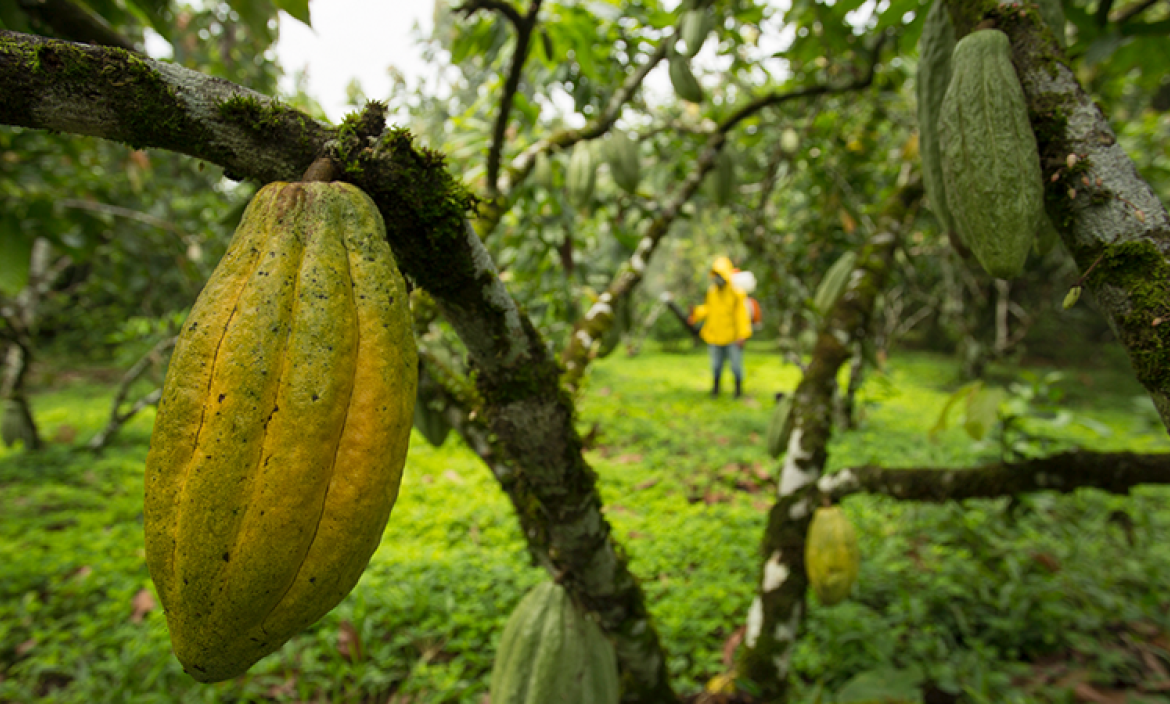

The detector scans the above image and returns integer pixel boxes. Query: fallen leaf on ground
[130,589,155,623]
[338,619,362,662]
[722,626,745,667]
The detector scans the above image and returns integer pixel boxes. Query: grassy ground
[1,345,1168,703]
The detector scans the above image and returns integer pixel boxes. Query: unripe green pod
[669,56,704,103]
[567,143,597,208]
[938,29,1043,279]
[490,582,619,704]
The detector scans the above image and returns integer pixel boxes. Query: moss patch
[1088,239,1170,391]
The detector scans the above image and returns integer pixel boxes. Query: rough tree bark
[819,450,1170,502]
[86,335,176,451]
[0,31,677,702]
[942,0,1170,430]
[737,181,923,701]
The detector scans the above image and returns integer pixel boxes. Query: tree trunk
[737,182,922,701]
[944,0,1170,432]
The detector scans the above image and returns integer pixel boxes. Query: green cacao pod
[709,148,735,206]
[596,293,630,360]
[491,581,620,704]
[916,0,957,237]
[805,506,860,606]
[413,395,451,448]
[1036,0,1066,47]
[679,9,711,58]
[939,29,1043,279]
[567,143,597,208]
[533,152,553,189]
[669,56,704,104]
[765,395,795,459]
[605,131,641,194]
[144,180,418,682]
[813,251,857,316]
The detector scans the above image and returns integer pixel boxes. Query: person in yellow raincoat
[688,256,753,398]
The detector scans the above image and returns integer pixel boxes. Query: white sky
[274,1,433,123]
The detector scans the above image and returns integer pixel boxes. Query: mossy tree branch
[0,30,328,181]
[0,30,677,702]
[818,450,1170,502]
[941,0,1170,431]
[737,180,923,702]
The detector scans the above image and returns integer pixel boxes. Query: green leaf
[964,386,1006,441]
[929,381,980,440]
[834,666,925,703]
[0,220,33,297]
[273,0,311,27]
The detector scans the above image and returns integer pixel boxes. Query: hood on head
[710,256,736,281]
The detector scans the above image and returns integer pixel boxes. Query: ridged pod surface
[669,56,704,103]
[939,29,1043,279]
[605,131,641,194]
[144,181,418,682]
[916,0,957,236]
[490,582,620,704]
[567,143,597,208]
[765,395,795,459]
[805,506,861,606]
[679,9,711,57]
[813,251,857,316]
[709,148,735,206]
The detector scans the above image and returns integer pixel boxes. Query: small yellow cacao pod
[805,506,861,606]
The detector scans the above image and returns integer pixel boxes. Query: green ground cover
[1,346,1168,703]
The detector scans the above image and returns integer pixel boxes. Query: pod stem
[301,157,338,183]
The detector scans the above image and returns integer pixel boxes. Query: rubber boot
[710,377,720,397]
[734,378,743,399]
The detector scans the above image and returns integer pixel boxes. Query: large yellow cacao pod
[144,180,418,682]
[805,506,860,606]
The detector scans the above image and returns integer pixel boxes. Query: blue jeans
[708,343,744,383]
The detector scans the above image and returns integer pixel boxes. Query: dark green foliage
[1,350,1169,702]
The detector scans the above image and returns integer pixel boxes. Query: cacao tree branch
[490,33,674,208]
[0,31,330,182]
[58,198,189,239]
[1096,0,1117,27]
[818,450,1170,502]
[16,0,138,52]
[86,335,175,450]
[944,0,1170,432]
[559,47,886,390]
[720,31,888,135]
[455,0,525,31]
[737,180,922,701]
[1110,0,1164,25]
[0,31,678,702]
[476,0,541,196]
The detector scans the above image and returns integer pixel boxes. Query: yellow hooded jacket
[691,257,752,346]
